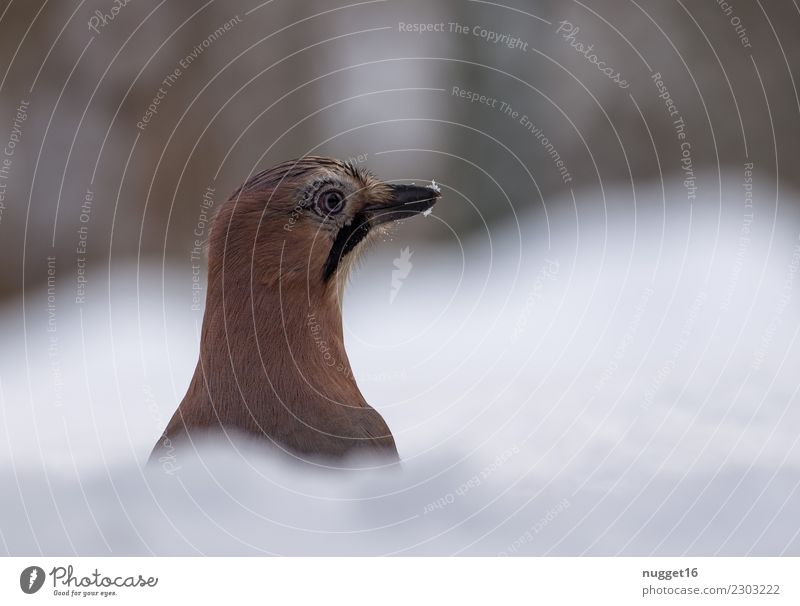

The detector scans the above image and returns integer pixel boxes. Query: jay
[151,157,441,463]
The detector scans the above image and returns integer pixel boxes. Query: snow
[1,176,799,555]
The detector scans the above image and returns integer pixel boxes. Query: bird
[150,156,441,465]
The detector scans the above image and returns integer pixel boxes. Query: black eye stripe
[322,212,370,281]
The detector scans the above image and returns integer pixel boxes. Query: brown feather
[151,157,400,464]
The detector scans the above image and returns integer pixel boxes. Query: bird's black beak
[322,183,441,282]
[363,183,442,225]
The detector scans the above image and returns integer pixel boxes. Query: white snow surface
[1,177,799,555]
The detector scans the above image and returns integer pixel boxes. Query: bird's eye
[317,190,345,215]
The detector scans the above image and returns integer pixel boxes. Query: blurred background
[0,0,799,555]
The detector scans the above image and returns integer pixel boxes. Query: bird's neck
[188,277,366,428]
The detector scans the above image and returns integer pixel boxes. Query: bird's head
[209,156,441,292]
